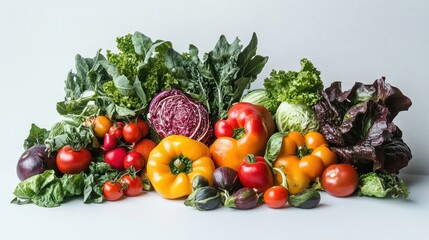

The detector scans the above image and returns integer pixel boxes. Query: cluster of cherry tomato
[102,173,144,201]
[55,115,158,202]
[93,115,159,201]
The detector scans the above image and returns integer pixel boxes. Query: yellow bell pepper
[146,135,215,199]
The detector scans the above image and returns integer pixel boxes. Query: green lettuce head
[275,101,318,134]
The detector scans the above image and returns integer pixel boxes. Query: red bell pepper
[209,102,275,171]
[238,154,274,193]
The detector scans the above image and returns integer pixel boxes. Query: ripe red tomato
[134,138,157,162]
[102,181,123,201]
[137,119,149,139]
[123,151,145,171]
[104,147,127,171]
[322,164,359,197]
[93,116,112,138]
[109,122,124,139]
[103,133,117,151]
[263,186,289,209]
[121,174,143,196]
[123,122,143,143]
[56,145,92,174]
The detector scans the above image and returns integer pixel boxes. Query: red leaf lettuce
[314,77,412,174]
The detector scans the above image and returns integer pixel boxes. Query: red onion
[16,145,57,181]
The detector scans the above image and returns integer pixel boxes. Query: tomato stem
[246,154,257,164]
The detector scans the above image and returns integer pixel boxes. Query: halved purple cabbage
[148,89,213,145]
[314,77,412,174]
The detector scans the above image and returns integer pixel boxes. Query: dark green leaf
[237,32,258,69]
[61,173,86,197]
[133,78,147,104]
[23,123,50,150]
[11,170,65,208]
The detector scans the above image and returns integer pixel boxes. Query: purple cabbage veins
[148,89,213,145]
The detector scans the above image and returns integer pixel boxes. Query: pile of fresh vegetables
[12,32,412,210]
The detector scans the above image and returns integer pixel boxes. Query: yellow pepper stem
[169,154,192,175]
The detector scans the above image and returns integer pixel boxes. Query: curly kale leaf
[107,31,176,102]
[264,58,323,107]
[358,172,409,198]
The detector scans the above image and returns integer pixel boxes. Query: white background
[1,0,428,239]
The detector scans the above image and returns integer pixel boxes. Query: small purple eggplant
[213,166,242,193]
[222,187,260,210]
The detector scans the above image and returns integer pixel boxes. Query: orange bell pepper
[209,102,275,171]
[270,131,337,194]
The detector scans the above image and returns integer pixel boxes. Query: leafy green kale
[44,120,98,154]
[23,121,98,154]
[358,172,409,198]
[264,58,323,107]
[166,33,268,122]
[56,32,176,121]
[106,32,177,102]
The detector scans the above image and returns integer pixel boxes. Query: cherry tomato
[103,181,123,201]
[137,119,149,139]
[123,122,143,143]
[298,155,324,180]
[104,147,127,171]
[264,186,289,209]
[123,151,145,171]
[304,131,327,149]
[322,164,359,197]
[93,116,112,138]
[56,145,92,174]
[311,144,337,169]
[134,138,157,161]
[214,120,234,138]
[103,133,117,151]
[121,174,143,196]
[109,122,124,139]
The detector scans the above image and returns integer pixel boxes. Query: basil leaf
[264,132,288,167]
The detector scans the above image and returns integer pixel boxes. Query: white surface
[1,0,428,239]
[1,174,428,240]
